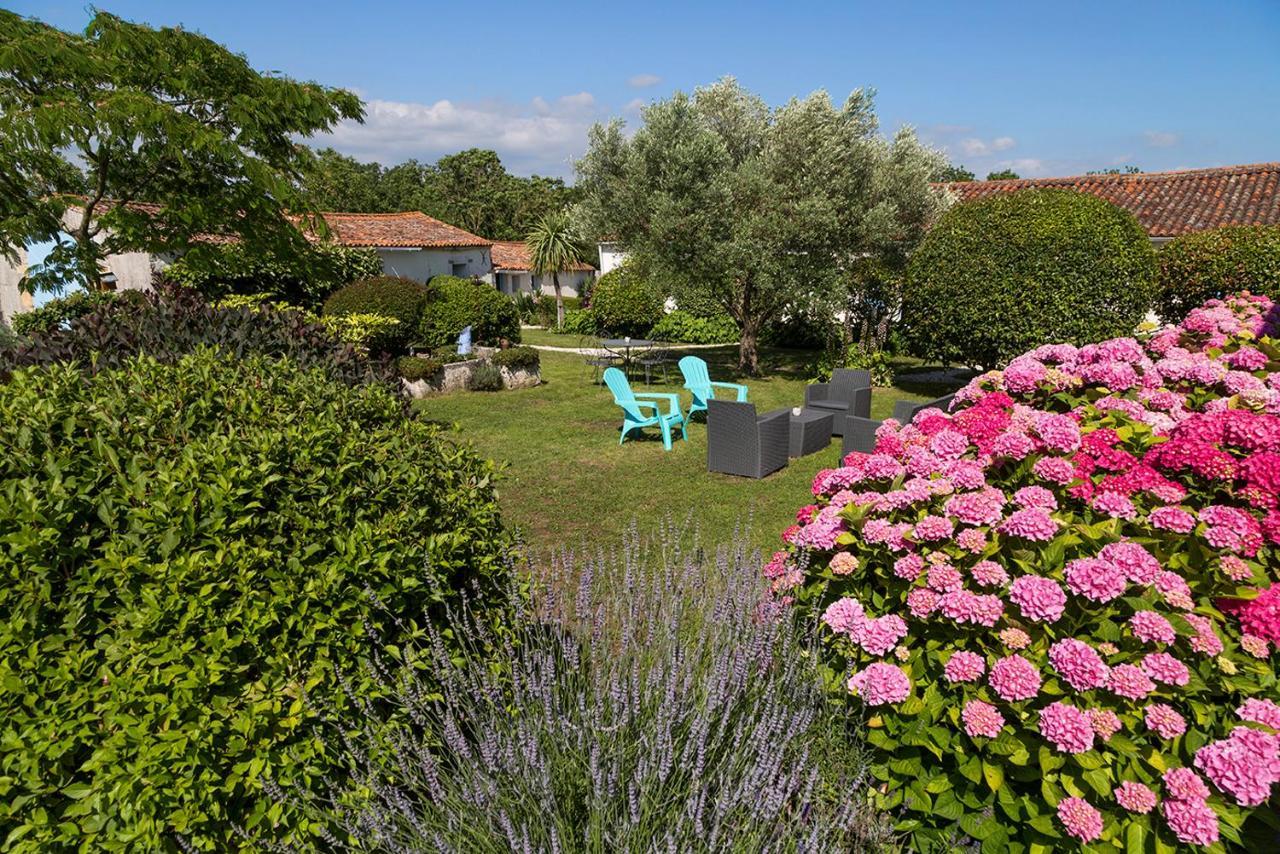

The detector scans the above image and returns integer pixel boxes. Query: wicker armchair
[804,369,872,434]
[706,399,790,479]
[843,393,958,456]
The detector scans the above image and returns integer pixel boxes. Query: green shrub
[10,289,145,337]
[902,189,1156,368]
[589,266,662,336]
[0,284,390,390]
[165,242,383,309]
[320,312,403,354]
[398,354,441,381]
[0,350,509,850]
[1155,224,1280,322]
[649,310,739,344]
[557,308,598,336]
[419,276,521,349]
[815,342,895,386]
[322,276,431,353]
[760,306,837,350]
[468,361,504,391]
[490,346,540,372]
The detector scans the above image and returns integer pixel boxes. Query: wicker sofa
[706,399,790,479]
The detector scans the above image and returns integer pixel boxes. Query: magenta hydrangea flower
[1237,698,1280,730]
[962,699,1006,739]
[847,663,911,706]
[1048,638,1110,690]
[1130,611,1176,645]
[1039,702,1095,754]
[1064,557,1128,603]
[1149,505,1197,532]
[943,651,986,683]
[1056,797,1103,843]
[1194,727,1280,807]
[1115,781,1158,814]
[1140,652,1190,686]
[1108,663,1156,700]
[989,654,1042,702]
[1163,798,1220,846]
[969,560,1009,588]
[999,508,1060,541]
[1164,767,1211,802]
[1009,575,1067,622]
[1145,703,1188,739]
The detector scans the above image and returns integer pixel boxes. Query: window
[451,261,468,277]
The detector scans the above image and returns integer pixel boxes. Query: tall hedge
[0,349,510,850]
[165,243,383,309]
[419,276,520,349]
[1155,224,1280,322]
[902,189,1156,369]
[589,266,663,337]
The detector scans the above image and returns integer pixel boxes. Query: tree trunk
[738,318,760,375]
[553,272,565,329]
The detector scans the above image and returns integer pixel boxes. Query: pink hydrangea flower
[999,627,1031,650]
[913,514,955,541]
[855,615,909,657]
[847,663,911,706]
[1064,557,1127,603]
[1164,767,1211,802]
[962,699,1006,739]
[1009,575,1067,622]
[944,651,986,683]
[944,488,1007,526]
[1101,541,1162,584]
[999,508,1060,541]
[1162,797,1220,846]
[1141,652,1191,686]
[821,598,866,635]
[1145,703,1188,739]
[989,654,1042,702]
[829,552,859,575]
[927,563,963,592]
[1194,727,1280,807]
[1149,506,1197,534]
[1130,611,1176,645]
[907,588,939,618]
[893,553,925,581]
[1033,456,1076,484]
[1115,780,1158,813]
[1092,490,1138,519]
[956,527,989,553]
[1186,613,1225,655]
[1088,708,1122,741]
[1056,797,1103,843]
[1108,663,1156,700]
[970,560,1009,588]
[1237,698,1280,730]
[1035,413,1082,453]
[1048,638,1110,690]
[1014,485,1058,510]
[1039,702,1095,754]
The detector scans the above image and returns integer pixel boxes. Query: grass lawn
[417,338,960,560]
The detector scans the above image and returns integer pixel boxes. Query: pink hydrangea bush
[772,293,1280,850]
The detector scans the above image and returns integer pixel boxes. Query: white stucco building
[488,241,595,299]
[598,241,628,275]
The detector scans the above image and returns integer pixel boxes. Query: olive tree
[575,77,947,373]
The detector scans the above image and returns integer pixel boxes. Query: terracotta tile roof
[936,163,1280,238]
[313,211,491,248]
[490,240,594,272]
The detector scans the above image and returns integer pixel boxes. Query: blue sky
[11,0,1280,179]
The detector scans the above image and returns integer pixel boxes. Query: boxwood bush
[589,266,662,337]
[322,276,432,354]
[556,308,599,336]
[491,345,540,372]
[902,189,1156,369]
[1155,225,1280,322]
[648,310,739,344]
[0,349,510,850]
[419,276,520,349]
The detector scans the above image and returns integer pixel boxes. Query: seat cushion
[808,399,849,413]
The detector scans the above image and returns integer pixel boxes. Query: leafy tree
[299,148,383,212]
[985,168,1020,180]
[525,210,590,328]
[0,9,363,293]
[933,163,975,182]
[576,77,947,373]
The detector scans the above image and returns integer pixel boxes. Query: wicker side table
[789,409,833,457]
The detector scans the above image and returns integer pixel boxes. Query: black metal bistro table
[788,408,834,457]
[600,338,655,376]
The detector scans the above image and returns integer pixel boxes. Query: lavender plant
[296,525,894,852]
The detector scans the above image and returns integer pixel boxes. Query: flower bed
[770,293,1280,850]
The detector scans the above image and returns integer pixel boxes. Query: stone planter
[399,353,540,397]
[499,366,542,389]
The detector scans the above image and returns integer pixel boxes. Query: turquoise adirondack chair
[603,367,687,450]
[679,356,748,422]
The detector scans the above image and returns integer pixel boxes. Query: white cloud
[315,94,605,177]
[1144,130,1180,149]
[959,135,1016,157]
[624,98,647,113]
[995,158,1046,176]
[628,73,661,88]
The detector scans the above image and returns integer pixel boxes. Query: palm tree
[525,211,589,329]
